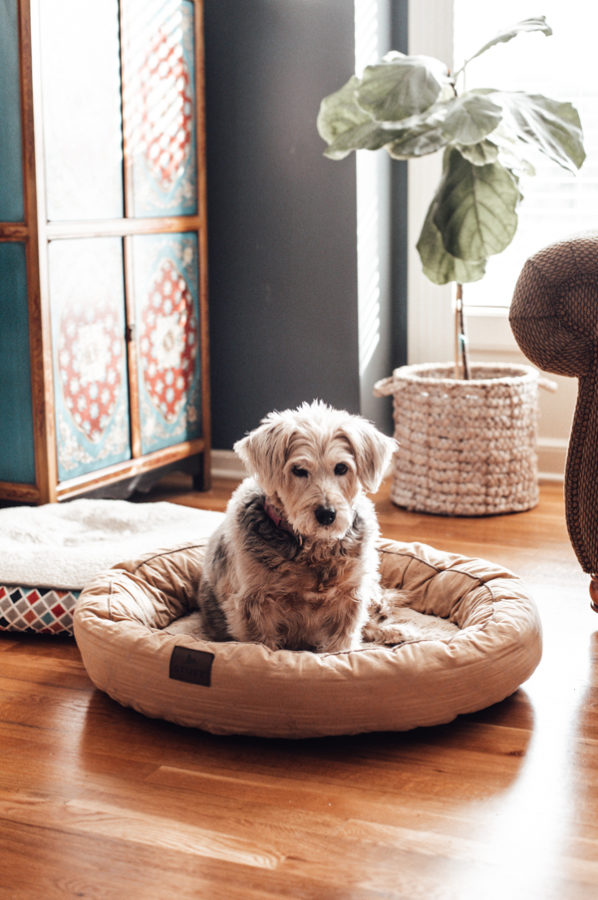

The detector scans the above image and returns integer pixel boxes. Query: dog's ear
[341,418,397,494]
[233,412,292,493]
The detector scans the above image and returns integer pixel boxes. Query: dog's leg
[197,576,233,641]
[362,589,459,646]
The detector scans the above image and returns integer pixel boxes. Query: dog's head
[234,401,397,541]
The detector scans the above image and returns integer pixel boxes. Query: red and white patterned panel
[49,237,130,481]
[139,257,198,423]
[58,303,123,443]
[122,0,196,215]
[137,26,193,193]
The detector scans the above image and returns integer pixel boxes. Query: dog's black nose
[315,506,336,526]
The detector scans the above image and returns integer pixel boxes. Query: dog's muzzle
[315,506,336,526]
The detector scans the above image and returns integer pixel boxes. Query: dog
[196,400,397,652]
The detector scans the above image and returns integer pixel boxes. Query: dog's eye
[291,465,309,478]
[334,463,348,476]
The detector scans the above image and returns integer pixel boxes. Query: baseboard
[537,437,567,483]
[211,449,245,480]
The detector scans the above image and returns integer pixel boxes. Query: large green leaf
[322,120,396,160]
[385,118,447,159]
[490,126,537,176]
[492,91,586,172]
[433,148,521,261]
[417,200,487,285]
[455,16,552,76]
[356,53,450,122]
[386,92,502,160]
[439,92,503,145]
[318,65,456,160]
[455,139,499,166]
[317,76,391,159]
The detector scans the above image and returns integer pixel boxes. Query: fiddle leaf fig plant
[317,17,585,377]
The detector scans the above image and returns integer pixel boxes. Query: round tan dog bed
[73,539,542,738]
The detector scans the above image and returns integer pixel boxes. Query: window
[453,0,598,310]
[406,0,585,477]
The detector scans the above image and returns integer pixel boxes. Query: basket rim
[390,361,539,387]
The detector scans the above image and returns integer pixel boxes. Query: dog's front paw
[363,589,460,646]
[362,618,418,646]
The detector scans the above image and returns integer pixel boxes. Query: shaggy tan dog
[197,401,397,652]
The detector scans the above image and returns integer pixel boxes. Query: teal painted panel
[0,243,36,483]
[0,0,25,221]
[131,233,202,454]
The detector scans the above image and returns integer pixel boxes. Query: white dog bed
[0,499,223,634]
[73,537,542,738]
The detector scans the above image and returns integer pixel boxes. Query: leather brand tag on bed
[169,646,214,687]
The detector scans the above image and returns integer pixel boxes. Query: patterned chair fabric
[510,235,598,577]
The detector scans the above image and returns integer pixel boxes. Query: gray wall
[204,0,407,449]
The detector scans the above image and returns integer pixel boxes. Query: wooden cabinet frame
[0,0,210,503]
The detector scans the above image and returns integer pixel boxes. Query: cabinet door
[0,0,24,221]
[121,0,199,217]
[38,0,124,221]
[130,232,202,455]
[48,239,131,481]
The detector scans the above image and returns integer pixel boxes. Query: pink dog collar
[263,499,284,528]
[263,500,302,544]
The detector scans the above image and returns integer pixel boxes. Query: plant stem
[455,283,470,380]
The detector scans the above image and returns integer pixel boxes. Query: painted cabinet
[0,0,210,502]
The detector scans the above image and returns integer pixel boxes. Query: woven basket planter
[374,362,543,516]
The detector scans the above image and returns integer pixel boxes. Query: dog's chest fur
[239,492,365,588]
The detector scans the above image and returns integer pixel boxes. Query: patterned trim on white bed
[0,585,78,635]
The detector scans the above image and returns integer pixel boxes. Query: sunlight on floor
[457,592,594,896]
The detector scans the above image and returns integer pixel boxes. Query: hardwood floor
[2,478,598,899]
